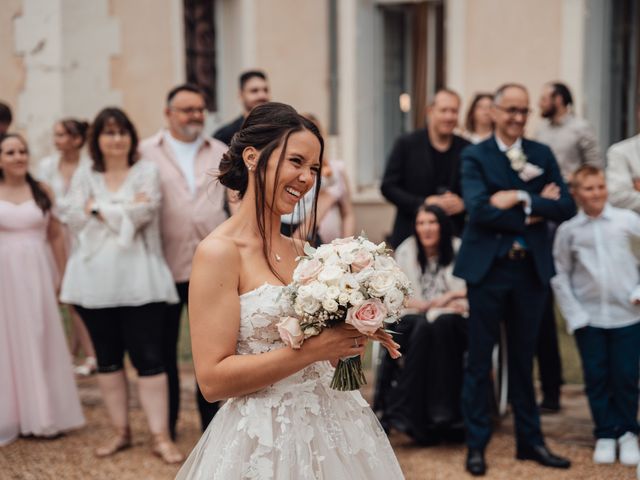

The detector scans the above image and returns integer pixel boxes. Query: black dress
[373,263,468,444]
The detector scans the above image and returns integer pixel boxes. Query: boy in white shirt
[552,165,640,466]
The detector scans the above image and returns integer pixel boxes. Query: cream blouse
[60,160,178,308]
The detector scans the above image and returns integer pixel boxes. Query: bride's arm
[189,236,366,402]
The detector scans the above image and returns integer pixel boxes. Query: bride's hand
[371,329,402,359]
[303,324,367,362]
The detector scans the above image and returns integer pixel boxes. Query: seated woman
[374,204,468,444]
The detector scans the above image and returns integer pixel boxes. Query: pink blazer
[139,131,228,283]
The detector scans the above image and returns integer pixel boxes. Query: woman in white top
[60,108,182,464]
[37,118,96,376]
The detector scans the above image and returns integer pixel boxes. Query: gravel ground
[1,367,637,480]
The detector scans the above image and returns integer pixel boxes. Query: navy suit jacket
[453,136,576,285]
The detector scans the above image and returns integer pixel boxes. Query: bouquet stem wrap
[330,355,367,391]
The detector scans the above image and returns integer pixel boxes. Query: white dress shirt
[164,132,203,195]
[551,204,640,333]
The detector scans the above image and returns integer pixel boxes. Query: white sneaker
[593,438,616,464]
[618,432,640,466]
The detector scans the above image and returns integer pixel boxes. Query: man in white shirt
[139,84,228,438]
[552,165,640,467]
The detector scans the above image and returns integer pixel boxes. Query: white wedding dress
[176,283,404,479]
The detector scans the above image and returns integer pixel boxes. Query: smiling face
[415,210,441,252]
[97,118,133,161]
[0,135,29,180]
[427,91,460,137]
[166,90,206,141]
[491,86,530,144]
[261,129,322,216]
[573,171,607,217]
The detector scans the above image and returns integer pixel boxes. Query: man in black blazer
[454,84,575,476]
[381,89,469,247]
[213,70,270,145]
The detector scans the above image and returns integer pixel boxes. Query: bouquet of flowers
[277,235,412,391]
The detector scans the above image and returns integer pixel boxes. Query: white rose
[318,265,344,285]
[308,281,328,301]
[355,268,374,284]
[339,274,360,292]
[374,255,396,271]
[303,325,321,336]
[384,288,405,312]
[331,236,355,245]
[297,284,314,299]
[376,241,387,253]
[298,295,320,315]
[338,292,350,305]
[314,244,335,260]
[323,252,342,266]
[326,285,341,299]
[349,291,365,306]
[369,272,396,297]
[361,239,378,251]
[339,249,355,265]
[322,298,339,313]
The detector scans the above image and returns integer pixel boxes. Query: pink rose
[351,248,374,272]
[277,316,305,349]
[293,258,323,285]
[345,298,387,335]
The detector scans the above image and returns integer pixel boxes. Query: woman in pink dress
[0,133,85,446]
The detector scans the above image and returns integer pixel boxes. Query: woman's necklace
[274,252,282,262]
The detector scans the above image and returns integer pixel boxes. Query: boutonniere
[505,147,544,182]
[505,147,528,172]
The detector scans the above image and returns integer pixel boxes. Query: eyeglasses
[495,105,532,117]
[171,106,206,116]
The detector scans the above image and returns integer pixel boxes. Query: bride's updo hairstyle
[218,102,324,279]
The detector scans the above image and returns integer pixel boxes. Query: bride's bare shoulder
[194,231,242,269]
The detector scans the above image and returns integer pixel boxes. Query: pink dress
[0,199,85,446]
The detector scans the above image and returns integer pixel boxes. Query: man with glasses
[139,84,228,437]
[454,84,575,476]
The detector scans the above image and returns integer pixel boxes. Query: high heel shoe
[95,427,132,457]
[152,432,184,464]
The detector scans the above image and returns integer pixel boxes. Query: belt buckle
[508,243,526,260]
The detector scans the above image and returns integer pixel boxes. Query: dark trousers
[462,256,546,450]
[536,295,563,402]
[76,303,166,376]
[164,282,188,439]
[574,323,640,439]
[166,282,220,434]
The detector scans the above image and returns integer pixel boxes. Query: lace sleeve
[63,165,93,235]
[97,161,161,246]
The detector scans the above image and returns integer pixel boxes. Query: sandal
[152,432,184,464]
[95,428,132,457]
[74,357,97,376]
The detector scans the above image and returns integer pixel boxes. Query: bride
[176,102,404,479]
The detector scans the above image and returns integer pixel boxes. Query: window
[183,0,217,111]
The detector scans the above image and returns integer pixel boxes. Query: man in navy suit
[454,84,575,476]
